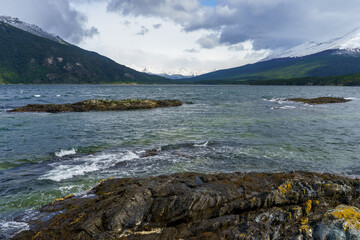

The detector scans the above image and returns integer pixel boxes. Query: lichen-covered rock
[313,205,360,240]
[287,97,350,105]
[12,172,360,240]
[9,99,183,113]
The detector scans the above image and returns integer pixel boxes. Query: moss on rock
[287,97,350,105]
[9,99,183,113]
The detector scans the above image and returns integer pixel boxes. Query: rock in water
[12,172,360,239]
[287,97,350,105]
[9,99,183,113]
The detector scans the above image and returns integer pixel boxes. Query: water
[1,85,360,238]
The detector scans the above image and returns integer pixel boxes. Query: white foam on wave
[33,95,41,98]
[0,220,29,236]
[345,97,357,100]
[55,148,77,157]
[56,94,61,97]
[271,106,296,110]
[264,98,288,104]
[39,151,139,182]
[194,141,209,147]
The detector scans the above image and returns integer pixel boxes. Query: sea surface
[1,85,360,238]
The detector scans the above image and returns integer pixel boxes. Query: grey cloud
[0,0,98,44]
[184,48,199,53]
[153,24,162,29]
[123,20,131,26]
[196,33,220,49]
[105,0,360,50]
[107,0,200,24]
[137,26,149,35]
[227,43,245,52]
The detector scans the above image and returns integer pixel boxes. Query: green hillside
[0,22,171,84]
[185,50,360,85]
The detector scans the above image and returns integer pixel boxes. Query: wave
[0,220,29,239]
[194,141,209,147]
[39,151,139,182]
[55,149,77,158]
[271,106,296,110]
[33,95,41,98]
[345,97,357,100]
[263,98,289,104]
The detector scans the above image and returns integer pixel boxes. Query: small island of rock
[287,97,350,105]
[9,99,183,113]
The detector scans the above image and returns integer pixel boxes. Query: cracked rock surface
[13,172,360,239]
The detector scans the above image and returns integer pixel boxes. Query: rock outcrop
[9,99,183,113]
[287,97,350,105]
[13,172,360,239]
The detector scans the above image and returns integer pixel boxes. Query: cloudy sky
[1,0,360,75]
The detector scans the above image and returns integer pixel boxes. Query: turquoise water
[1,85,360,238]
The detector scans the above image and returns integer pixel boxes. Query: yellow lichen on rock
[52,194,73,205]
[305,200,312,215]
[299,218,312,235]
[327,205,360,231]
[278,181,292,195]
[70,212,86,225]
[98,177,114,185]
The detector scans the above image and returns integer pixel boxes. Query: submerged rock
[9,99,183,113]
[12,172,360,240]
[287,97,350,105]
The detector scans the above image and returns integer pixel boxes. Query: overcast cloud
[106,0,360,50]
[0,0,98,44]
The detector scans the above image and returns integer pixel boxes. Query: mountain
[0,17,170,84]
[185,27,360,85]
[0,16,66,44]
[157,73,195,80]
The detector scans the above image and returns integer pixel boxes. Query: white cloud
[0,0,98,44]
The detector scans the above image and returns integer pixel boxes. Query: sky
[1,0,360,75]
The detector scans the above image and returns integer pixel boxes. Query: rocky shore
[287,97,350,105]
[9,99,183,113]
[13,171,360,240]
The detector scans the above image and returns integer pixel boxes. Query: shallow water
[1,85,360,238]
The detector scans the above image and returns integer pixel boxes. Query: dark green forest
[0,22,171,84]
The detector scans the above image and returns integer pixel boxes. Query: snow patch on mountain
[0,16,66,44]
[263,27,360,61]
[142,67,199,79]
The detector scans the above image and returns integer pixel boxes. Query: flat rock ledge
[287,97,350,105]
[9,99,183,113]
[13,172,360,240]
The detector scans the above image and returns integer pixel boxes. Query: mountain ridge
[0,19,171,84]
[263,27,360,61]
[184,27,360,85]
[0,16,66,44]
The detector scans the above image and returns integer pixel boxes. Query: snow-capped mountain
[0,16,66,44]
[142,67,199,79]
[263,27,360,61]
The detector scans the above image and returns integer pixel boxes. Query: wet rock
[140,149,160,158]
[287,97,350,105]
[9,99,183,113]
[12,172,360,240]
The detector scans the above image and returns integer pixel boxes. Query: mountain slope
[0,16,66,44]
[185,28,360,85]
[0,20,170,84]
